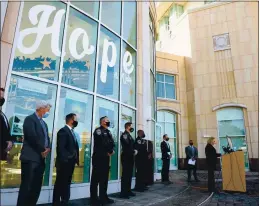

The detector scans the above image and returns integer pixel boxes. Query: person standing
[120,122,137,199]
[185,140,199,182]
[134,130,148,192]
[161,134,172,184]
[17,100,51,206]
[0,87,13,161]
[90,116,115,206]
[205,137,221,193]
[53,113,79,206]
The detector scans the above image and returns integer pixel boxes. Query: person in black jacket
[0,87,13,161]
[53,113,79,206]
[161,134,172,184]
[17,100,51,206]
[120,122,137,198]
[205,137,221,193]
[90,116,115,206]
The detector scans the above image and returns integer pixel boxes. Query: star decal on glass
[41,58,51,69]
[84,60,91,69]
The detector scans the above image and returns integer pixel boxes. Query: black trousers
[161,159,170,182]
[208,167,215,192]
[121,154,134,195]
[17,160,45,206]
[187,164,198,180]
[90,156,110,203]
[135,159,145,190]
[53,159,76,206]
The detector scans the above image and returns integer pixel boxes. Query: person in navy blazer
[53,113,79,206]
[17,100,52,206]
[185,140,199,182]
[161,134,172,184]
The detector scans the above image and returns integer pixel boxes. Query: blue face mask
[42,112,50,118]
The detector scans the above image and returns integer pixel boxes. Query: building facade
[0,1,157,205]
[155,2,258,171]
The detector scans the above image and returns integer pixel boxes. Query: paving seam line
[145,185,191,206]
[196,192,214,206]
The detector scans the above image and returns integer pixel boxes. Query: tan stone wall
[1,2,21,88]
[186,2,258,159]
[156,51,189,158]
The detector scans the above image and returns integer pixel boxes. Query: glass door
[155,124,163,173]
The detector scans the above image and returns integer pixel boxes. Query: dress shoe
[104,198,115,204]
[195,179,200,182]
[134,188,145,192]
[128,192,136,197]
[119,194,130,199]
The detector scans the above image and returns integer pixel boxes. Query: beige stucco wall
[156,51,189,159]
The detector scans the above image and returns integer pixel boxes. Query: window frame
[156,73,176,100]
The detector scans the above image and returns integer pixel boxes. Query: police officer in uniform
[90,116,115,206]
[120,122,137,198]
[134,130,148,192]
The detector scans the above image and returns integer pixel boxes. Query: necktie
[39,119,48,148]
[191,146,194,156]
[71,129,77,143]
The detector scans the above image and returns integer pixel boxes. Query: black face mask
[166,138,169,141]
[0,98,5,106]
[190,142,193,146]
[105,121,110,127]
[72,120,78,128]
[130,128,134,133]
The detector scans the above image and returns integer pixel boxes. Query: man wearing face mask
[53,113,79,206]
[0,87,13,161]
[185,140,199,182]
[17,100,52,206]
[134,130,147,192]
[120,122,137,199]
[90,116,115,206]
[161,134,172,184]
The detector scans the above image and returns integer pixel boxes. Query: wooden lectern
[222,151,246,192]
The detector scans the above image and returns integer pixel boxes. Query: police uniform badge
[96,129,101,135]
[137,140,141,144]
[123,134,128,139]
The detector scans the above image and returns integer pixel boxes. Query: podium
[222,151,246,192]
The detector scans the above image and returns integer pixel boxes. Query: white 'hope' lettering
[17,5,134,84]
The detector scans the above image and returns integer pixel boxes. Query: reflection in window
[101,2,121,34]
[157,111,177,169]
[156,73,176,100]
[121,42,136,106]
[97,26,120,100]
[217,108,249,168]
[13,2,66,81]
[62,7,98,91]
[1,75,57,188]
[95,98,119,180]
[70,1,99,19]
[52,88,93,184]
[123,2,136,47]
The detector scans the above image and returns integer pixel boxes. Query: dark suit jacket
[20,113,50,163]
[161,141,171,160]
[205,143,221,170]
[0,111,13,160]
[55,126,79,167]
[185,146,198,160]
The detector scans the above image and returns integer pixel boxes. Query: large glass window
[123,2,136,47]
[70,1,99,19]
[97,26,120,100]
[156,73,176,100]
[157,111,177,170]
[95,98,119,180]
[101,2,121,34]
[52,89,93,184]
[62,7,98,91]
[13,2,66,81]
[217,108,249,169]
[1,75,57,188]
[121,43,136,106]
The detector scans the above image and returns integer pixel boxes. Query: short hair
[100,116,108,124]
[66,113,76,123]
[0,88,5,92]
[124,122,132,129]
[163,134,168,139]
[137,130,144,135]
[207,137,215,144]
[36,100,52,110]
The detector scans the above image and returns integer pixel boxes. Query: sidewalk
[40,171,259,206]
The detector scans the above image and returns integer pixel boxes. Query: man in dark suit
[17,100,51,206]
[0,87,13,160]
[185,140,199,182]
[53,113,79,206]
[161,134,172,184]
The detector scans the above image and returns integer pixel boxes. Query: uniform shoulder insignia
[137,140,141,144]
[123,134,127,139]
[96,129,101,135]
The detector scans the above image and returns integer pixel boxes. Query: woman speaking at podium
[205,137,221,193]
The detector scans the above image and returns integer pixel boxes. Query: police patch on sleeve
[96,129,101,135]
[137,140,141,144]
[123,134,127,139]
